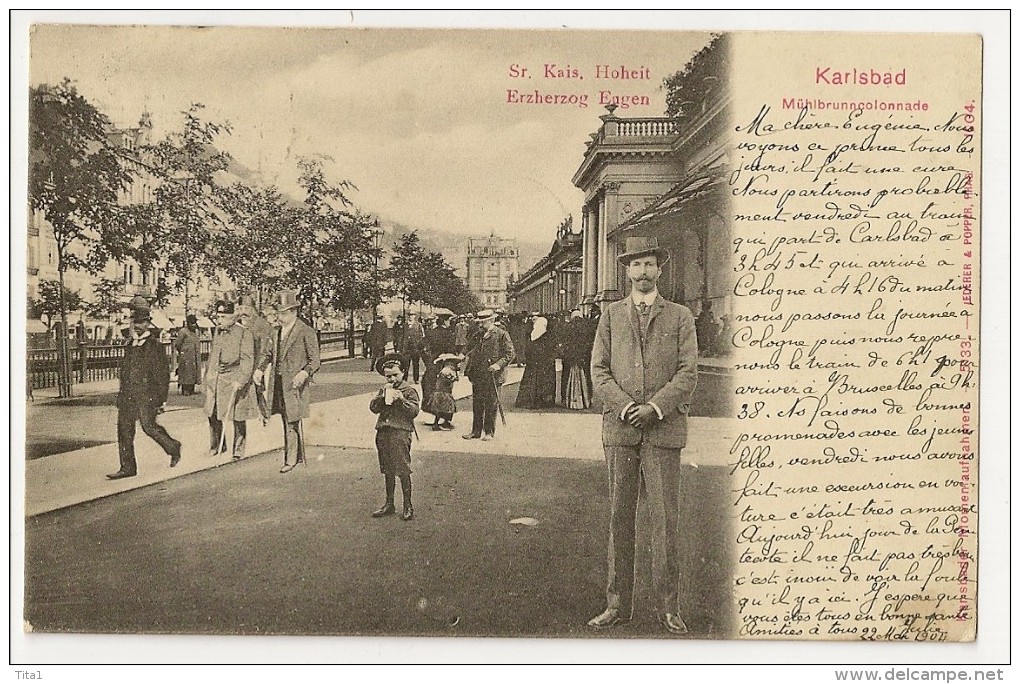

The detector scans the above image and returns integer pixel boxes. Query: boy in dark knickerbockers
[369,354,420,521]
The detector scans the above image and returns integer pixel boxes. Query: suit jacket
[591,295,698,448]
[119,332,170,408]
[204,324,259,421]
[464,326,516,386]
[269,318,321,420]
[366,321,389,352]
[369,380,420,432]
[246,315,275,375]
[400,322,426,355]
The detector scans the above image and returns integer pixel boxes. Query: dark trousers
[208,415,247,456]
[470,375,499,436]
[402,353,422,383]
[603,444,683,616]
[560,364,570,403]
[273,377,306,466]
[117,400,181,474]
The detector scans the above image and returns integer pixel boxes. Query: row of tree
[28,79,479,335]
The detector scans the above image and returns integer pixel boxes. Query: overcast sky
[29,21,710,246]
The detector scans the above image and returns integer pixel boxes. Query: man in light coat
[588,236,699,636]
[238,295,275,421]
[204,300,260,460]
[262,291,321,473]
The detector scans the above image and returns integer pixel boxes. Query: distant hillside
[382,221,551,276]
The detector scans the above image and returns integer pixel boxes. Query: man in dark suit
[267,290,321,473]
[462,309,515,441]
[365,314,390,370]
[108,297,182,479]
[587,237,699,636]
[399,313,426,383]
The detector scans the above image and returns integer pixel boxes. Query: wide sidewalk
[22,363,736,517]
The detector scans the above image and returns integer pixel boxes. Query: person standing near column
[270,291,321,473]
[204,300,259,460]
[107,297,182,479]
[587,237,698,636]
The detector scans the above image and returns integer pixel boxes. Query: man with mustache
[587,237,699,636]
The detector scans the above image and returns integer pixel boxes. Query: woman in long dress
[514,316,557,409]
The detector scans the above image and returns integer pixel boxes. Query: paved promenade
[22,359,735,517]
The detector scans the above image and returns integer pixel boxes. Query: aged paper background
[10,9,1009,673]
[728,32,981,642]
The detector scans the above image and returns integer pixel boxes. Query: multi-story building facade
[506,216,582,315]
[28,112,233,336]
[465,233,519,310]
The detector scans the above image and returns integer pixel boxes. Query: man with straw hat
[107,296,182,479]
[587,236,698,636]
[461,308,515,442]
[269,290,321,473]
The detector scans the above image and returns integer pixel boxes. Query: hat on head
[275,290,300,312]
[434,352,464,365]
[128,295,151,323]
[617,236,670,266]
[475,309,497,322]
[374,352,404,376]
[238,295,257,309]
[214,300,235,315]
[186,314,198,326]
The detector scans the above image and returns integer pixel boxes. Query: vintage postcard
[12,10,1008,670]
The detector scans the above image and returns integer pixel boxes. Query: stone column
[603,182,621,295]
[582,204,598,304]
[596,193,608,301]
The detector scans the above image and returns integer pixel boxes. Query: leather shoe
[481,433,493,442]
[279,463,296,473]
[462,433,481,440]
[587,607,630,629]
[660,613,689,636]
[169,443,182,468]
[400,504,414,521]
[106,470,136,480]
[372,503,396,518]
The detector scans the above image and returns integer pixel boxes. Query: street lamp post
[371,219,382,320]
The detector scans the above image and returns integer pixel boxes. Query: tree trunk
[56,266,73,398]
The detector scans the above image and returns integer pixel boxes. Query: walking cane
[491,370,508,427]
[218,383,241,455]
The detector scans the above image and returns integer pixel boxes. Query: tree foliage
[387,231,477,314]
[135,103,233,295]
[86,277,125,320]
[29,79,134,275]
[663,33,729,123]
[30,280,84,330]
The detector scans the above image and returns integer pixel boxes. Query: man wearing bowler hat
[587,236,698,636]
[108,296,182,479]
[268,290,321,473]
[462,309,515,441]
